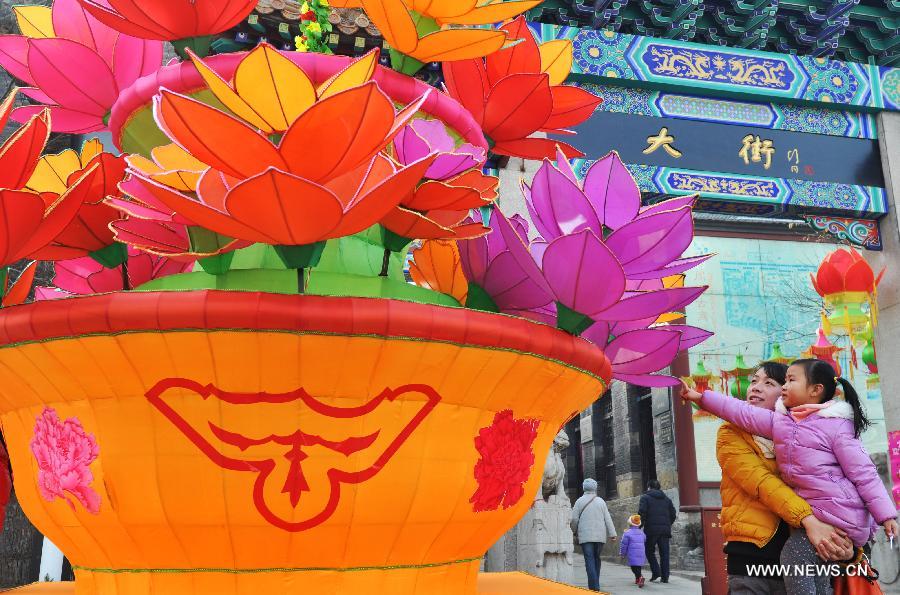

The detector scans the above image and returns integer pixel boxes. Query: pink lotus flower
[36,248,194,299]
[394,119,486,181]
[30,407,101,514]
[106,174,251,261]
[0,0,162,133]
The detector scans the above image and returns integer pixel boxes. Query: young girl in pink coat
[683,359,898,595]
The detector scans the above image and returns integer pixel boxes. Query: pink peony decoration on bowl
[30,407,101,514]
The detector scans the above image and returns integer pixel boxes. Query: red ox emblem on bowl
[146,379,441,531]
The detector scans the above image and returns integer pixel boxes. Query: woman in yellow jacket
[718,362,853,594]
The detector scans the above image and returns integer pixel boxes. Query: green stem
[121,259,130,291]
[379,248,391,277]
[556,302,595,336]
[198,252,235,276]
[89,243,129,269]
[465,283,499,313]
[172,35,214,60]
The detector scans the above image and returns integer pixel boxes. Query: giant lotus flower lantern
[0,2,711,594]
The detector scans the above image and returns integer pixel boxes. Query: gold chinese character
[644,127,682,158]
[739,134,775,170]
[787,148,800,164]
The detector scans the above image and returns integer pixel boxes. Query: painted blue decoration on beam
[531,23,900,111]
[578,83,877,138]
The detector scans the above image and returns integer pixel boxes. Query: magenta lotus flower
[458,209,553,319]
[36,248,193,299]
[394,119,486,181]
[30,407,101,514]
[539,228,706,326]
[583,324,713,386]
[525,150,711,281]
[0,0,163,133]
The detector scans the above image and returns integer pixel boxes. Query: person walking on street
[620,514,647,588]
[639,479,676,583]
[572,478,617,592]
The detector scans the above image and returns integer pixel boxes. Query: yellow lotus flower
[189,43,379,134]
[306,21,322,35]
[25,138,104,194]
[126,144,208,192]
[329,0,542,63]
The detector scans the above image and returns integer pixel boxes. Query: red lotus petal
[485,16,540,86]
[492,137,583,160]
[279,83,396,184]
[155,89,286,179]
[542,85,602,131]
[442,59,489,124]
[0,110,49,189]
[0,191,46,267]
[20,166,101,262]
[404,181,485,212]
[2,261,37,307]
[224,169,345,245]
[482,73,553,142]
[332,155,435,237]
[843,258,875,293]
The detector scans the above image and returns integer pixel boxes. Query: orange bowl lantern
[811,247,883,341]
[0,292,609,595]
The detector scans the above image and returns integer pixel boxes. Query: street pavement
[570,555,702,593]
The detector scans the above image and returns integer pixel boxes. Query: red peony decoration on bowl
[30,407,101,515]
[470,409,539,512]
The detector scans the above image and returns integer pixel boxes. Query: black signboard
[558,111,884,188]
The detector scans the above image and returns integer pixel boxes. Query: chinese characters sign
[562,111,883,188]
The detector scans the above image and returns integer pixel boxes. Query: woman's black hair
[790,358,870,438]
[758,361,788,385]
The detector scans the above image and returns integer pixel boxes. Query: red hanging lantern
[811,247,883,339]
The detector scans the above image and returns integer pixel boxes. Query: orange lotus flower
[143,81,433,247]
[76,0,257,42]
[330,0,541,66]
[410,240,468,304]
[189,44,381,135]
[443,17,602,159]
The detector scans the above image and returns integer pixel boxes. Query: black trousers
[645,534,670,579]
